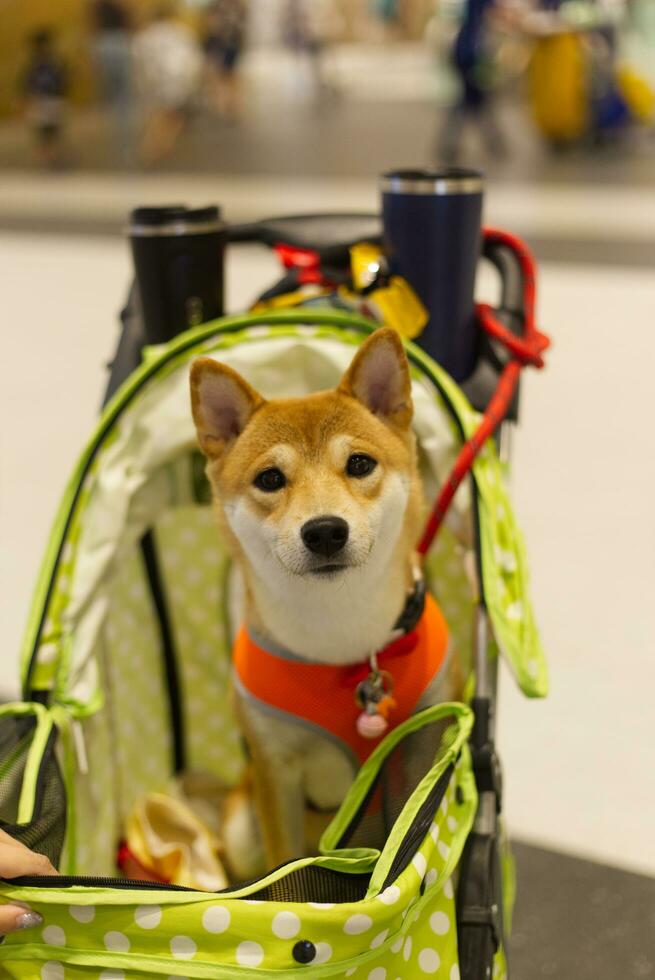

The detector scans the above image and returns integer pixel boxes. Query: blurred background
[1,0,654,976]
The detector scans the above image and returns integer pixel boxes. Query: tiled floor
[511,841,655,978]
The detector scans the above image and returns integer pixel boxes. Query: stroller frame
[0,214,547,980]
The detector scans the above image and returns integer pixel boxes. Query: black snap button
[292,940,317,964]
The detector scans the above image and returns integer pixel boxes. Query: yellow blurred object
[529,32,588,142]
[366,277,428,339]
[350,242,385,291]
[617,65,655,122]
[125,790,229,891]
[250,243,428,340]
[349,243,428,339]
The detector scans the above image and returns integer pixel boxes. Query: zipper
[4,855,302,895]
[5,875,193,891]
[381,763,454,890]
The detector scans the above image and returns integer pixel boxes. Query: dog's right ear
[190,358,263,459]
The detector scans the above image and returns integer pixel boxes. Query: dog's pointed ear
[190,358,264,458]
[338,328,412,429]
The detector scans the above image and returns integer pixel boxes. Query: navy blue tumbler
[381,169,483,382]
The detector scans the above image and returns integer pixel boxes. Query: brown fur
[190,330,457,868]
[190,330,423,646]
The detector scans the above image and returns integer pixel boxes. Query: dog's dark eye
[254,468,286,492]
[346,454,377,478]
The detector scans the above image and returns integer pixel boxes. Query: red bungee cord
[417,228,550,557]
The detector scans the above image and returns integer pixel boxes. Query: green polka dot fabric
[0,706,503,979]
[155,506,244,784]
[103,543,174,815]
[424,526,476,684]
[59,497,245,876]
[422,369,548,699]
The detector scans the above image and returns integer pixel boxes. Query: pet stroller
[0,181,549,980]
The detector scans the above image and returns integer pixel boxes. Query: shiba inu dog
[190,329,459,868]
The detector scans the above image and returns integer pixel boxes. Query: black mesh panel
[0,715,66,867]
[245,865,370,903]
[337,716,454,854]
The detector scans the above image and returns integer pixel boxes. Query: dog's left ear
[338,328,412,429]
[190,357,264,459]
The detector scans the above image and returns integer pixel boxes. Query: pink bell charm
[356,711,388,739]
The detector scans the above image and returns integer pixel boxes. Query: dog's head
[190,329,422,582]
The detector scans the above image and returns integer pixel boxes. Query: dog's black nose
[301,516,349,558]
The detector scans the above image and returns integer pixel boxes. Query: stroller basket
[0,310,546,978]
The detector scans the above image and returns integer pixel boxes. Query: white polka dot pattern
[418,947,441,973]
[271,911,301,939]
[412,853,427,878]
[134,905,161,930]
[344,914,373,935]
[104,931,130,952]
[170,935,197,959]
[201,905,230,934]
[377,885,401,905]
[430,910,450,936]
[40,964,64,980]
[42,926,65,947]
[236,940,264,966]
[69,905,95,924]
[314,941,333,964]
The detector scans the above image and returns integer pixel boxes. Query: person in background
[370,0,402,40]
[281,0,340,102]
[132,5,203,167]
[89,0,135,164]
[436,0,506,164]
[203,0,248,122]
[21,28,70,170]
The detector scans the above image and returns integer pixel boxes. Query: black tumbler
[381,168,483,382]
[129,205,226,345]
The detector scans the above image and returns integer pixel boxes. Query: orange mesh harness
[233,592,449,766]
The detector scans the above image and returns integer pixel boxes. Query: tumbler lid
[129,205,224,236]
[381,169,483,196]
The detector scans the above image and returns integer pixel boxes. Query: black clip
[393,577,426,635]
